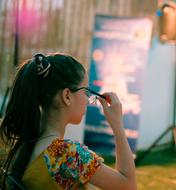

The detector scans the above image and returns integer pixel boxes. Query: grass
[103,146,176,190]
[137,164,176,190]
[136,146,176,190]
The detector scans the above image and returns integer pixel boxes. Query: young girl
[0,53,136,190]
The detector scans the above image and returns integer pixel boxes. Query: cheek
[77,98,86,112]
[81,95,89,107]
[78,95,88,115]
[70,95,88,124]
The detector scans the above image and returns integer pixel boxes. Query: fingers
[98,95,108,108]
[99,92,120,106]
[98,92,123,127]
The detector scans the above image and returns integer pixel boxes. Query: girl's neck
[41,128,63,140]
[41,110,68,139]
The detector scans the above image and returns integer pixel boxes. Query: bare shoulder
[29,136,57,163]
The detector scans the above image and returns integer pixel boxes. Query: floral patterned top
[22,138,104,190]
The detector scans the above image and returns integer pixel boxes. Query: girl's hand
[98,92,123,131]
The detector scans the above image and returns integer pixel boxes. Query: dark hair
[0,53,86,189]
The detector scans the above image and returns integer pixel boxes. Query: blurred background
[0,0,176,189]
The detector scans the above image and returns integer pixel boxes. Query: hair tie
[34,54,51,78]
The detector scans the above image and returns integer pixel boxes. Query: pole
[13,0,19,67]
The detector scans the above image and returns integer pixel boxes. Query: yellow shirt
[22,138,103,190]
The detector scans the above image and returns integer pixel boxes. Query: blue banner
[84,15,152,155]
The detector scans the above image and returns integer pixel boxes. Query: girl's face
[69,74,89,124]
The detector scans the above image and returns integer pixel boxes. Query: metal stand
[135,45,176,165]
[135,126,174,165]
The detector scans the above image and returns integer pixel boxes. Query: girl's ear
[61,88,72,106]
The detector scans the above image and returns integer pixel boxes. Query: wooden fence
[0,0,159,93]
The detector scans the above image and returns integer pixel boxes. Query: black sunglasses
[71,87,106,99]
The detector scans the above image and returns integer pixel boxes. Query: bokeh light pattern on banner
[84,15,152,155]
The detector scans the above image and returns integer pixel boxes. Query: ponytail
[0,57,43,188]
